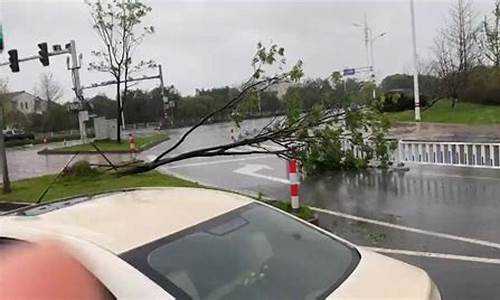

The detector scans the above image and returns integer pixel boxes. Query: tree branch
[153,74,287,162]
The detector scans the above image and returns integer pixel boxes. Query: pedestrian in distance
[128,133,137,160]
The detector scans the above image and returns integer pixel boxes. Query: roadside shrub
[459,66,500,105]
[62,160,102,178]
[264,200,315,221]
[382,92,428,112]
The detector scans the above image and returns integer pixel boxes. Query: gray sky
[0,0,493,101]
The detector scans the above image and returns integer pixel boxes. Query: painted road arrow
[233,163,290,184]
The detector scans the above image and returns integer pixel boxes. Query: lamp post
[369,31,387,99]
[353,19,387,99]
[410,0,421,121]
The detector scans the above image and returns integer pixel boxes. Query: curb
[37,136,169,155]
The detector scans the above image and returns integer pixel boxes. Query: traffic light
[8,49,19,72]
[0,24,4,53]
[38,42,49,66]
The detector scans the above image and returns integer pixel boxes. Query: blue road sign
[343,68,355,76]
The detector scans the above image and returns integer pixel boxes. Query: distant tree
[481,0,500,66]
[25,103,77,133]
[35,72,63,103]
[459,65,500,105]
[433,0,481,106]
[283,78,335,111]
[86,0,156,142]
[379,73,440,99]
[89,94,116,119]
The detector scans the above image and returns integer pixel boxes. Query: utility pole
[0,106,11,193]
[363,14,370,67]
[67,40,88,142]
[410,0,421,121]
[369,29,376,99]
[354,16,386,100]
[80,65,168,127]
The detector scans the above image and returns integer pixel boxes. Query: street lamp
[352,22,370,67]
[353,19,387,99]
[410,0,421,121]
[369,31,387,99]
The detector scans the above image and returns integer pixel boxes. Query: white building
[2,91,48,114]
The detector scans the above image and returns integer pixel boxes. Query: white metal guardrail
[398,140,500,169]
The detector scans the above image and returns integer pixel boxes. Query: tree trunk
[116,80,122,143]
[0,107,11,193]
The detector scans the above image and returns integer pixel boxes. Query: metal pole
[364,14,370,67]
[369,30,376,99]
[0,106,11,193]
[410,0,421,121]
[158,64,165,93]
[69,40,88,142]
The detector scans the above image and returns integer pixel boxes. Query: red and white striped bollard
[288,159,300,209]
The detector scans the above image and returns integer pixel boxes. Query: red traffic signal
[8,49,19,72]
[38,42,49,66]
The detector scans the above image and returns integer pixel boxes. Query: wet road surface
[148,120,500,300]
[3,119,500,298]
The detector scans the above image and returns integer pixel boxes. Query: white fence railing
[398,140,500,169]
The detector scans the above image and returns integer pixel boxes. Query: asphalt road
[142,120,500,300]
[2,120,500,298]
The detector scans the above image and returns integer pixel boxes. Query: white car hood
[327,248,436,299]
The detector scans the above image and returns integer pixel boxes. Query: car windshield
[121,203,359,300]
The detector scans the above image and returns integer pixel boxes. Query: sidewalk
[391,123,500,142]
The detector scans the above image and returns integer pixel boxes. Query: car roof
[0,188,253,254]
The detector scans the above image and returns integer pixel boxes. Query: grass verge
[387,99,500,125]
[264,200,316,221]
[42,132,168,154]
[0,171,199,204]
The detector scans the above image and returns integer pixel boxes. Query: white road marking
[312,207,500,250]
[364,247,500,265]
[233,163,290,184]
[161,155,269,169]
[419,171,500,182]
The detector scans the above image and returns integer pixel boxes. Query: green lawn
[387,99,500,125]
[53,132,168,153]
[0,171,199,204]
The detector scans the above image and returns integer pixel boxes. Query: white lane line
[312,207,500,250]
[161,155,269,169]
[365,247,500,265]
[419,171,500,182]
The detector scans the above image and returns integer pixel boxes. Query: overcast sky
[0,0,493,101]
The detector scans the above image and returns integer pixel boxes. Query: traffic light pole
[80,65,171,127]
[0,41,89,143]
[0,48,69,67]
[66,40,88,143]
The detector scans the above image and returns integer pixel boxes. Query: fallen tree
[114,42,393,176]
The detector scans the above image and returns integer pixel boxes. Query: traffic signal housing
[8,49,19,72]
[38,42,49,66]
